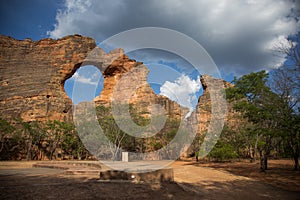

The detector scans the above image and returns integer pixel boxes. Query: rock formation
[195,75,233,134]
[0,35,96,122]
[94,53,188,119]
[0,35,234,147]
[0,35,189,123]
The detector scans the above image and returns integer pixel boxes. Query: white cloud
[72,71,99,86]
[264,35,298,68]
[67,66,102,104]
[160,75,201,117]
[48,0,299,76]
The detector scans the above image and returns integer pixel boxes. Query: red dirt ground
[0,160,299,199]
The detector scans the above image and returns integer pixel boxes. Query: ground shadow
[183,160,300,192]
[0,172,196,200]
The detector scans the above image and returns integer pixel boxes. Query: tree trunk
[259,151,269,171]
[263,154,268,170]
[0,140,4,154]
[249,146,254,162]
[254,133,259,161]
[259,150,266,172]
[293,154,299,170]
[49,150,53,160]
[261,136,271,171]
[26,137,32,161]
[49,144,56,160]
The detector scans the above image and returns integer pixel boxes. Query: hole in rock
[64,65,103,105]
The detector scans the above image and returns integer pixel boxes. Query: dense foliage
[206,69,299,170]
[0,118,90,160]
[95,104,181,160]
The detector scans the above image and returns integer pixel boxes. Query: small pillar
[122,152,129,162]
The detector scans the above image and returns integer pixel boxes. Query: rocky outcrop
[94,54,188,119]
[0,35,234,139]
[0,35,188,122]
[1,35,241,161]
[0,35,96,121]
[195,75,233,134]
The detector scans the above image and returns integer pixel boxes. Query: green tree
[96,105,127,160]
[0,117,19,160]
[227,71,282,170]
[28,121,47,160]
[266,33,299,169]
[61,122,89,160]
[270,67,300,170]
[208,140,238,161]
[45,120,68,160]
[0,117,15,153]
[15,119,47,160]
[96,104,182,159]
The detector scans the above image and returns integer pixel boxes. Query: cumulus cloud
[72,71,99,86]
[160,74,201,117]
[48,0,299,76]
[264,35,299,68]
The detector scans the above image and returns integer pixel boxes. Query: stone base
[65,169,100,175]
[99,168,174,183]
[32,161,101,175]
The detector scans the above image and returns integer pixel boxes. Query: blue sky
[1,0,299,108]
[0,0,62,40]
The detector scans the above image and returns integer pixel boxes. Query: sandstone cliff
[195,75,233,134]
[0,35,234,142]
[93,53,188,119]
[0,35,96,121]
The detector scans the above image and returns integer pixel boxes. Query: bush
[208,141,238,161]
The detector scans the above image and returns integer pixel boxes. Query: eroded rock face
[1,35,240,160]
[0,35,234,141]
[0,35,96,121]
[94,54,188,119]
[195,75,233,134]
[0,35,188,122]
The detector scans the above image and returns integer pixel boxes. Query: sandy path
[171,161,300,200]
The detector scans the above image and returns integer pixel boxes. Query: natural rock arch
[0,34,233,148]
